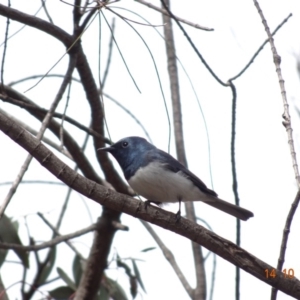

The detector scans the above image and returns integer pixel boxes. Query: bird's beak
[98,145,114,152]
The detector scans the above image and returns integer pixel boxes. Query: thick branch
[0,106,300,299]
[75,209,119,300]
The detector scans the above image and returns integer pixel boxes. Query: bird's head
[99,136,154,171]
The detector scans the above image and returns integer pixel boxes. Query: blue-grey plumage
[100,136,254,221]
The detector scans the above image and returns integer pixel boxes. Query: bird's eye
[122,141,128,148]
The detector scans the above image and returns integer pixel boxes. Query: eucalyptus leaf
[0,249,8,268]
[37,246,57,286]
[48,286,75,299]
[72,254,83,287]
[132,259,146,292]
[140,247,156,253]
[57,267,76,290]
[105,277,128,300]
[0,214,29,268]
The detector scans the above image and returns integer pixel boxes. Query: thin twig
[0,54,77,218]
[162,1,205,298]
[135,0,213,31]
[271,190,300,300]
[59,79,72,150]
[0,4,45,48]
[100,17,115,91]
[111,6,214,187]
[140,220,193,298]
[229,13,292,81]
[0,223,97,251]
[8,74,80,86]
[252,2,299,300]
[41,0,54,24]
[0,90,109,143]
[37,212,85,259]
[107,7,171,150]
[0,180,64,186]
[103,93,152,143]
[97,14,113,142]
[228,81,240,300]
[196,217,217,300]
[160,0,227,87]
[0,0,10,93]
[253,2,298,184]
[101,10,141,93]
[56,121,92,231]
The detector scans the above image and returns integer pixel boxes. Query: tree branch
[135,0,214,31]
[252,2,300,299]
[162,1,205,298]
[0,54,77,218]
[0,223,97,251]
[0,85,299,300]
[140,220,193,298]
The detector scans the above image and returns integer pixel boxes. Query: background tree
[0,1,300,300]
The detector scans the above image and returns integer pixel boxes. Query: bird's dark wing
[147,148,217,197]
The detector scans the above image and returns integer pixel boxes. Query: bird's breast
[128,161,204,202]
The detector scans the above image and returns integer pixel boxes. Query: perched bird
[100,136,254,221]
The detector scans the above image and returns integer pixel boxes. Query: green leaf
[72,254,83,287]
[0,214,29,268]
[116,256,132,277]
[98,284,109,300]
[140,247,156,253]
[132,259,146,292]
[57,267,76,291]
[48,286,74,299]
[11,219,19,232]
[37,246,57,286]
[0,249,8,268]
[104,277,128,300]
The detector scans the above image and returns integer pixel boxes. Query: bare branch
[161,1,205,298]
[135,0,213,31]
[0,3,129,193]
[0,85,109,188]
[140,220,193,298]
[253,2,298,299]
[253,2,298,185]
[37,212,85,259]
[112,221,129,231]
[0,54,77,218]
[0,1,10,92]
[160,0,227,87]
[0,223,97,251]
[229,13,292,81]
[41,0,54,24]
[75,208,121,300]
[0,108,73,159]
[0,111,300,299]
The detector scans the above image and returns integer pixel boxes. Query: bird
[99,136,254,221]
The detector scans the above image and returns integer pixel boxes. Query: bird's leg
[144,200,161,211]
[175,198,182,222]
[144,200,151,210]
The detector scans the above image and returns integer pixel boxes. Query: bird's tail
[202,196,254,221]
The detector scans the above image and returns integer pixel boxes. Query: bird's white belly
[128,162,205,202]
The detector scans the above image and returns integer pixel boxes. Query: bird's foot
[175,199,182,222]
[175,210,181,223]
[144,200,161,211]
[144,200,151,211]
